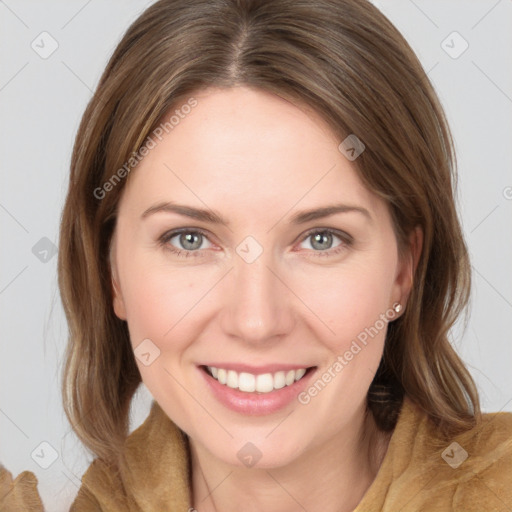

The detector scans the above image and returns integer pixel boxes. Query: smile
[198,364,318,415]
[205,366,311,393]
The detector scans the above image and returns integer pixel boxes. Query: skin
[110,86,422,512]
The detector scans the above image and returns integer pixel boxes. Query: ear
[393,225,423,309]
[109,233,127,321]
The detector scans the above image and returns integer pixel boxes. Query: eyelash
[157,227,353,259]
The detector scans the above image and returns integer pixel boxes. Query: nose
[219,247,295,346]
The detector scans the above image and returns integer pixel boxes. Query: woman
[2,0,511,510]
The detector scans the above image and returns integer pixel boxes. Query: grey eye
[310,231,334,250]
[169,231,211,251]
[300,231,343,251]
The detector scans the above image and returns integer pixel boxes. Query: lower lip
[198,366,317,415]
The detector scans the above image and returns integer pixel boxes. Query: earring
[393,302,402,314]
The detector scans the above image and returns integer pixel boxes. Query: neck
[190,405,391,512]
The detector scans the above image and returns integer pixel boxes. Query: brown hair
[59,0,480,466]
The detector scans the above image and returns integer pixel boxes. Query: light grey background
[1,1,511,510]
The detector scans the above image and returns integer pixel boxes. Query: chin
[211,433,308,470]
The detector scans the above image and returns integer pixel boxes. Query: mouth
[200,365,317,394]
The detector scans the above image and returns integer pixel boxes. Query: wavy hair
[58,0,481,466]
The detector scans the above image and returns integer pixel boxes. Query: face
[110,86,416,469]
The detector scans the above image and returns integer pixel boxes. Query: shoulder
[0,464,44,511]
[458,407,512,459]
[445,407,512,508]
[405,399,512,510]
[356,397,512,511]
[404,398,512,466]
[69,457,130,511]
[70,400,191,511]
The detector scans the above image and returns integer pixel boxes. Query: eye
[159,229,213,257]
[158,227,352,259]
[297,229,352,256]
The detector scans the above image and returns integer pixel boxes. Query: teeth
[273,371,286,389]
[227,370,238,389]
[295,368,306,381]
[256,373,273,393]
[217,368,227,384]
[206,366,310,393]
[239,372,255,392]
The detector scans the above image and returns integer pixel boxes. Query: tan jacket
[2,396,512,511]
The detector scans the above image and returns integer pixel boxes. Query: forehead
[118,86,380,220]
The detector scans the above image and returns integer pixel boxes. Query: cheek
[297,260,395,350]
[118,254,198,350]
[118,261,202,405]
[291,266,395,426]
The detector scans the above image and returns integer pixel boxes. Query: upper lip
[199,363,316,375]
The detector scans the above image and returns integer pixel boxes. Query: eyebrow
[140,201,372,225]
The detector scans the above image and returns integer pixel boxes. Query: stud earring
[393,302,402,314]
